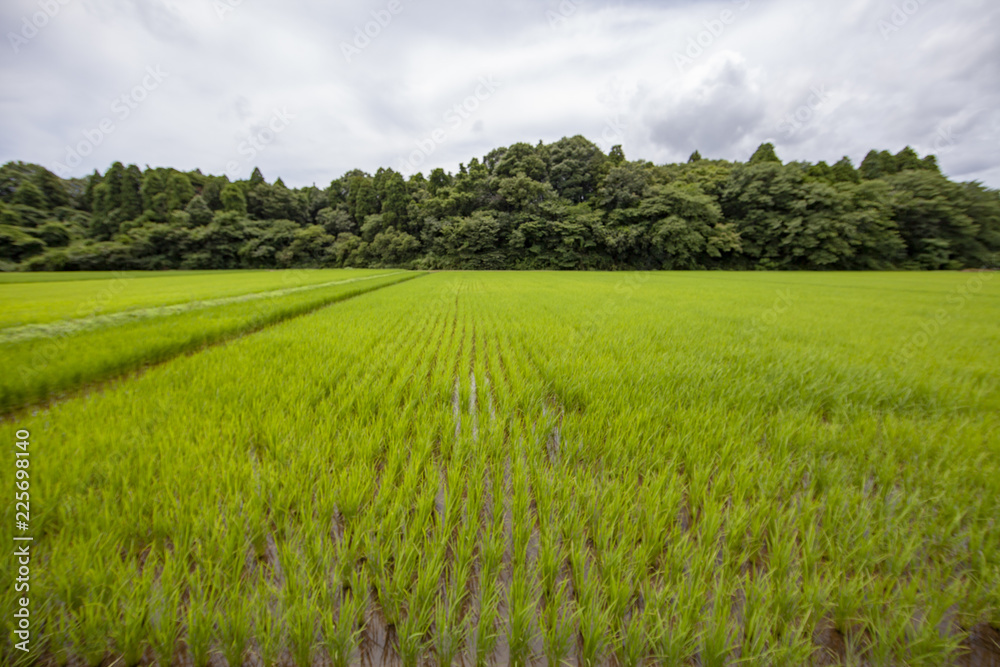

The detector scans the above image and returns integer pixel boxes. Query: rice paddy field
[2,270,999,666]
[0,270,417,414]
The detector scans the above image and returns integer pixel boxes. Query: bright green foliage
[0,269,413,412]
[12,181,47,209]
[166,172,195,212]
[220,183,248,215]
[748,142,781,165]
[5,139,1000,271]
[0,268,394,327]
[184,194,213,226]
[547,135,608,203]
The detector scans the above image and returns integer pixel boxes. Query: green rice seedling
[397,610,432,667]
[322,588,365,667]
[68,602,109,667]
[615,614,647,667]
[46,539,94,613]
[602,555,635,623]
[475,581,501,667]
[112,585,150,666]
[649,581,702,666]
[184,590,217,667]
[831,572,870,635]
[287,594,319,667]
[444,461,466,535]
[540,580,575,667]
[46,605,74,667]
[218,592,252,667]
[433,591,468,667]
[488,461,506,534]
[567,538,591,607]
[701,584,734,667]
[465,460,487,526]
[771,602,821,666]
[722,502,752,572]
[800,575,831,634]
[451,527,477,600]
[368,518,409,617]
[347,567,371,615]
[336,464,373,526]
[411,543,446,620]
[897,575,965,666]
[507,566,539,666]
[769,568,804,640]
[479,527,505,584]
[739,574,777,666]
[537,533,562,600]
[866,599,912,667]
[335,525,364,584]
[577,600,612,667]
[637,479,677,572]
[149,583,181,667]
[253,582,285,667]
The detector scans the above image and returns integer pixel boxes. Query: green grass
[2,271,998,666]
[0,270,240,284]
[0,268,392,328]
[0,271,419,414]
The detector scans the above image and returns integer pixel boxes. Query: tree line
[2,137,998,271]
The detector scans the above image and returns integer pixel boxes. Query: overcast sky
[2,0,998,188]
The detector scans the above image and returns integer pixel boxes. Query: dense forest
[1,138,998,271]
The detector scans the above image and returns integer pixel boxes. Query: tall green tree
[166,173,196,211]
[185,195,214,226]
[220,184,248,215]
[546,135,607,203]
[748,143,781,165]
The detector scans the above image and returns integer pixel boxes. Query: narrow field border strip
[0,272,406,344]
[0,269,249,284]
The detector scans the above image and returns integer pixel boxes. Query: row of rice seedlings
[0,268,394,329]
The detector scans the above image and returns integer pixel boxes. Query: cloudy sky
[2,0,998,188]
